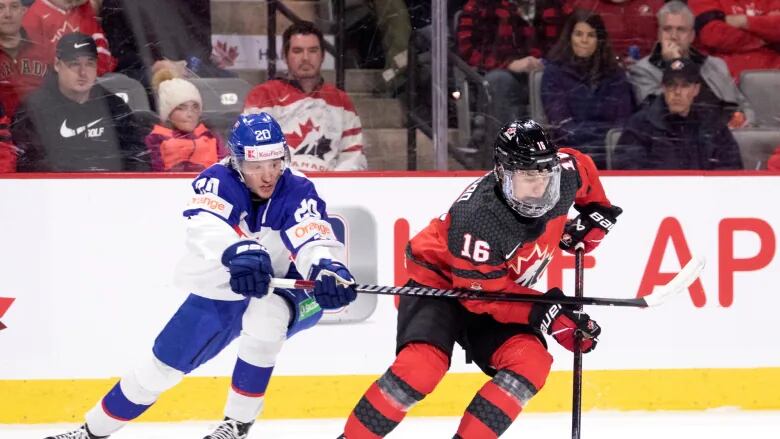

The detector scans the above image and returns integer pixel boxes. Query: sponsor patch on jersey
[286,217,336,248]
[186,192,234,219]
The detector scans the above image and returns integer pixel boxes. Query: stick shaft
[572,246,584,439]
[270,279,652,307]
[270,256,705,308]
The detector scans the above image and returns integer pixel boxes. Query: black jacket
[12,75,150,172]
[614,96,743,170]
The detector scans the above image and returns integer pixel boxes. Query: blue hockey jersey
[175,159,344,300]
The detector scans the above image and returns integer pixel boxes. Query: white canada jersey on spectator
[176,159,344,301]
[244,79,367,171]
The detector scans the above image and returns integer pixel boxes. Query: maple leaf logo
[0,297,15,331]
[285,119,320,149]
[52,22,80,44]
[508,243,553,287]
[211,41,239,68]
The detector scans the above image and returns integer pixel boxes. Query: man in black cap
[11,32,150,172]
[614,57,743,170]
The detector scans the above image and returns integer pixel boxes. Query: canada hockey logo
[0,297,14,331]
[508,243,553,287]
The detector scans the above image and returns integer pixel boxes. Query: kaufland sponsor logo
[244,143,285,161]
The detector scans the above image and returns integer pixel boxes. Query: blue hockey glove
[309,259,357,309]
[221,241,273,298]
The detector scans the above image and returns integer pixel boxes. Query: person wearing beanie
[11,32,149,172]
[144,69,227,171]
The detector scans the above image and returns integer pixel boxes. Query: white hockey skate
[44,424,106,439]
[203,417,254,439]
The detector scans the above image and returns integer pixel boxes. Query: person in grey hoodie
[628,0,754,127]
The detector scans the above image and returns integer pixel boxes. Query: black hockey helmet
[493,119,562,217]
[494,119,559,172]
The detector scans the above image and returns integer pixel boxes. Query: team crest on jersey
[508,243,553,287]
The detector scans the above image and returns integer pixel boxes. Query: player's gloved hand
[221,241,273,298]
[560,203,622,254]
[309,259,357,309]
[529,288,601,353]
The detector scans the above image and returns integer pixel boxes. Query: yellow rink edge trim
[2,367,779,423]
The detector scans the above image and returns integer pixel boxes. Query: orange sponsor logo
[294,221,333,238]
[191,195,227,213]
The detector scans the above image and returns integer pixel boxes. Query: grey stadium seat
[739,70,780,127]
[188,77,252,114]
[528,69,547,125]
[95,73,151,112]
[730,128,780,170]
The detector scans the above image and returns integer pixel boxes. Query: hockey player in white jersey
[45,112,358,439]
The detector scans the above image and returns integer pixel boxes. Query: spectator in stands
[768,146,780,171]
[457,0,567,125]
[22,0,116,75]
[12,33,149,171]
[541,10,634,166]
[99,0,229,92]
[0,109,15,172]
[0,0,51,116]
[145,69,226,172]
[629,1,754,128]
[244,21,367,172]
[615,58,743,170]
[22,0,116,76]
[565,0,664,60]
[689,0,780,81]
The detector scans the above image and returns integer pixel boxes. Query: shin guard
[343,343,448,438]
[455,335,552,438]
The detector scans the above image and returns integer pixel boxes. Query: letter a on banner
[638,217,706,307]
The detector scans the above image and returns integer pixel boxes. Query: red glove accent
[560,203,622,254]
[529,288,601,353]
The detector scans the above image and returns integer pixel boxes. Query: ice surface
[4,410,779,438]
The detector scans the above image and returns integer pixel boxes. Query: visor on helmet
[500,165,561,218]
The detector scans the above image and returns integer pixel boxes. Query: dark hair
[547,10,620,82]
[282,21,325,57]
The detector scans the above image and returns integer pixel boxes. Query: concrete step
[212,0,325,35]
[353,97,403,129]
[364,128,466,171]
[234,68,384,94]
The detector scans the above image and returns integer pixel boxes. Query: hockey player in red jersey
[340,119,622,439]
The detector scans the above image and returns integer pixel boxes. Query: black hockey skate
[203,417,254,439]
[44,424,106,439]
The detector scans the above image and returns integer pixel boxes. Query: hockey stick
[571,245,585,439]
[269,255,706,308]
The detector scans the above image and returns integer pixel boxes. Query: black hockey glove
[529,288,601,353]
[560,203,622,254]
[221,241,273,298]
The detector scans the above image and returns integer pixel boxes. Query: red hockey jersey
[22,0,116,76]
[244,78,367,172]
[405,148,613,324]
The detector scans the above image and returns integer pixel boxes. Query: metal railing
[405,29,493,170]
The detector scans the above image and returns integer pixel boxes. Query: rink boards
[0,172,778,422]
